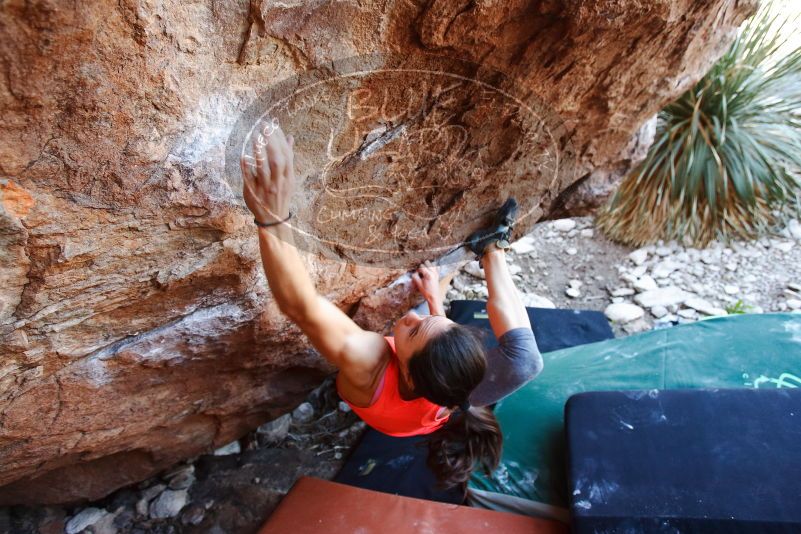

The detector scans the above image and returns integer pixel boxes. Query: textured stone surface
[548,116,658,218]
[0,0,754,504]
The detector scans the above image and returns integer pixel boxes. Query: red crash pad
[259,477,568,534]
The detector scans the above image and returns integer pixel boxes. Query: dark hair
[408,324,502,489]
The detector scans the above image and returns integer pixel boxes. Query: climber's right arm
[243,127,385,385]
[257,226,386,381]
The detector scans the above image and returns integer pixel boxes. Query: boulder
[0,0,755,504]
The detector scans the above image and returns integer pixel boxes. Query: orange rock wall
[0,0,754,504]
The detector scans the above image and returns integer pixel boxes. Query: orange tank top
[338,337,450,437]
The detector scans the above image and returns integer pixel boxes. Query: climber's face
[393,311,454,384]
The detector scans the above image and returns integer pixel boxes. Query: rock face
[0,0,754,504]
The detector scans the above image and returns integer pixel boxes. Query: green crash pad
[469,313,801,507]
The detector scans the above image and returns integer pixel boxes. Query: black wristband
[254,212,292,228]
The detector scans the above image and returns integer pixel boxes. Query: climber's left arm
[468,244,543,406]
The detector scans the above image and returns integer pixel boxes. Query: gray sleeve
[469,327,543,407]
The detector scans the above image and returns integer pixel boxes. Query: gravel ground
[448,216,801,336]
[5,215,801,534]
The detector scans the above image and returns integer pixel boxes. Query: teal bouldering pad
[469,313,801,507]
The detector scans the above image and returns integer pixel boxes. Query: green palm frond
[597,1,801,247]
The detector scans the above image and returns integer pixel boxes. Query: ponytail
[425,405,502,489]
[408,324,503,489]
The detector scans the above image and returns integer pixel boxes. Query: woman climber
[241,126,543,490]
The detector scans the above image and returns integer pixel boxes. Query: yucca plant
[597,1,801,247]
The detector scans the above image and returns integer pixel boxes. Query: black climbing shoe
[466,197,518,260]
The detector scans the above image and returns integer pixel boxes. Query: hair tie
[459,401,470,413]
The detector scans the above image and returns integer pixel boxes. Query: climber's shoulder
[293,295,387,383]
[337,329,391,386]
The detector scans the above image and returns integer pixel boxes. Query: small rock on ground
[213,441,241,456]
[629,249,648,265]
[787,219,801,240]
[565,287,581,298]
[149,489,188,520]
[634,287,690,308]
[463,260,485,279]
[180,504,206,526]
[166,465,195,491]
[291,402,315,423]
[140,484,166,502]
[610,287,635,297]
[510,235,537,254]
[604,303,645,323]
[519,292,555,309]
[66,508,109,534]
[552,219,576,232]
[650,305,668,319]
[622,318,651,334]
[633,275,658,292]
[684,297,727,317]
[257,414,292,444]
